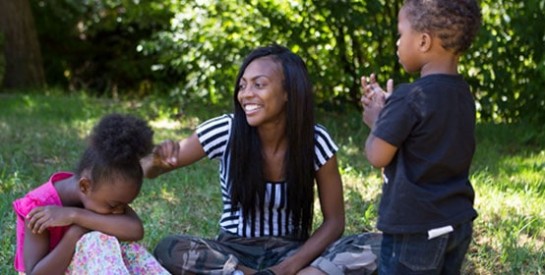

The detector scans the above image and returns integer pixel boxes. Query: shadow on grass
[465,211,545,274]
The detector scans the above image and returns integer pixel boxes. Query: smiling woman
[237,56,287,127]
[141,44,381,275]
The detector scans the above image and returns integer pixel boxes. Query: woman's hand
[141,139,180,178]
[140,133,207,179]
[26,206,75,234]
[153,139,181,166]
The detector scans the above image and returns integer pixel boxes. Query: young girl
[13,113,169,274]
[142,45,381,274]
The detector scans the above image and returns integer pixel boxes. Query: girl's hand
[27,206,75,234]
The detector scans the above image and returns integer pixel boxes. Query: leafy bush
[29,0,545,123]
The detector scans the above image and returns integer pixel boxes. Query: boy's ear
[419,32,433,52]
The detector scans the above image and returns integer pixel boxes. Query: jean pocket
[399,233,448,271]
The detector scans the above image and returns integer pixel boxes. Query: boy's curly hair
[403,0,482,54]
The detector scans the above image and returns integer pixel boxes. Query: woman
[141,45,380,275]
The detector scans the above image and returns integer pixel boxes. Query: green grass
[1,91,544,274]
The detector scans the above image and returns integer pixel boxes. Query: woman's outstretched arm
[140,132,206,179]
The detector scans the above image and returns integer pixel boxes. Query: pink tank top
[12,172,72,272]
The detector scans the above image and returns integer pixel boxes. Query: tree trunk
[0,0,45,89]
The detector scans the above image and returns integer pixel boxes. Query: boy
[361,0,481,274]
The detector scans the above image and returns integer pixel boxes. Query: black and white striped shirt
[196,114,338,237]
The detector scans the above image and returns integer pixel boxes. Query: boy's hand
[360,73,394,128]
[361,73,394,101]
[27,206,75,234]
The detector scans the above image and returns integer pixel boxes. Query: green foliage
[139,0,407,110]
[29,0,545,122]
[465,0,545,123]
[31,0,174,94]
[138,1,262,107]
[136,0,545,122]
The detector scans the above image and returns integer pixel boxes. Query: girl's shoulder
[13,172,70,217]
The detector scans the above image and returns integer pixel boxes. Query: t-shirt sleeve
[196,114,232,160]
[314,124,339,170]
[373,84,417,147]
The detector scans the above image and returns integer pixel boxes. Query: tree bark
[0,0,45,89]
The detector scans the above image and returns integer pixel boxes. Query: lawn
[1,92,543,274]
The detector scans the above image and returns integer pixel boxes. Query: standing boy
[361,0,481,274]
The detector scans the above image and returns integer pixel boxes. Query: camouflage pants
[310,231,382,275]
[153,231,381,275]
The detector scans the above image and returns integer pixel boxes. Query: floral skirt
[65,231,170,275]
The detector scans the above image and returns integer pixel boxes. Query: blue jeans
[379,222,473,275]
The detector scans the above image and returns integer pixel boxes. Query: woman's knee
[154,235,190,262]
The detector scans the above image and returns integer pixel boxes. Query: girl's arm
[70,206,143,241]
[141,132,206,179]
[273,155,345,274]
[24,222,88,275]
[27,205,143,241]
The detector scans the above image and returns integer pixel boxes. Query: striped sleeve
[196,114,232,160]
[314,124,339,170]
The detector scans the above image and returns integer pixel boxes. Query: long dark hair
[229,45,316,240]
[75,113,154,190]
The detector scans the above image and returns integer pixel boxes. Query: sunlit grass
[1,92,544,274]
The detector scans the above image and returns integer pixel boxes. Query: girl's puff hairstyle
[230,44,315,240]
[403,0,482,54]
[75,113,154,190]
